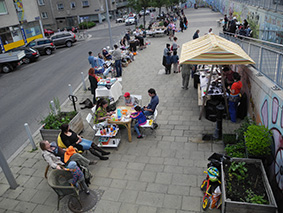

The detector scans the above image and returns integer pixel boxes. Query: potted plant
[40,98,84,142]
[244,124,272,158]
[221,158,277,213]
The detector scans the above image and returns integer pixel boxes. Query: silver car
[50,32,77,48]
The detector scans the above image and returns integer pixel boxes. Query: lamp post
[105,0,113,48]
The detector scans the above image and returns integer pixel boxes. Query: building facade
[37,0,118,31]
[0,0,43,52]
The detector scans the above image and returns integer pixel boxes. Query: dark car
[26,38,56,55]
[7,46,39,64]
[50,32,77,47]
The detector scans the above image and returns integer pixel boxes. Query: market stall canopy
[179,33,255,65]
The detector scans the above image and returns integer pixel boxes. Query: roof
[179,33,255,65]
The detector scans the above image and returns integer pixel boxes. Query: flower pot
[40,112,84,142]
[221,158,277,213]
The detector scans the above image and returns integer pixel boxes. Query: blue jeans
[115,60,122,77]
[103,67,112,77]
[229,101,238,123]
[134,123,141,136]
[143,110,153,117]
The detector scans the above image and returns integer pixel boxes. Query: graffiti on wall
[261,96,283,209]
[262,14,283,44]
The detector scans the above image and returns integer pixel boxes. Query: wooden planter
[221,158,277,213]
[40,112,84,142]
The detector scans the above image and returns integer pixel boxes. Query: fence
[220,32,283,89]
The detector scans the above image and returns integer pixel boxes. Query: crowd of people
[223,14,252,37]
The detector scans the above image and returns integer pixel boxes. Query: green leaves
[41,111,77,130]
[228,162,248,182]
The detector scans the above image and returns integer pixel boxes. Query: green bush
[79,22,96,29]
[244,125,272,157]
[224,142,246,158]
[235,117,255,143]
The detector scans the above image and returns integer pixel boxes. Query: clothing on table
[94,106,107,124]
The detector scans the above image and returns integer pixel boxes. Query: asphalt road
[0,23,135,160]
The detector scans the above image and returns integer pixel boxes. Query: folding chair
[86,113,98,139]
[140,109,158,137]
[91,105,97,114]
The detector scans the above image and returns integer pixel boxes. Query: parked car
[44,29,55,36]
[6,46,39,64]
[125,17,136,26]
[25,38,55,55]
[116,15,128,23]
[139,10,150,16]
[50,32,77,48]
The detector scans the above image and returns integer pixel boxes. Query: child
[130,106,147,139]
[67,161,90,194]
[172,51,179,73]
[165,51,172,74]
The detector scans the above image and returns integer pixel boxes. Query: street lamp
[105,0,114,48]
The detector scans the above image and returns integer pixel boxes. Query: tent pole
[220,65,229,119]
[199,65,214,120]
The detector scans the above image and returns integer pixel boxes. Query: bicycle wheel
[202,197,210,211]
[200,180,207,191]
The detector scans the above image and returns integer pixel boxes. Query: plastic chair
[47,169,82,210]
[86,113,98,139]
[91,105,97,114]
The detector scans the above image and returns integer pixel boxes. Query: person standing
[162,43,171,68]
[172,51,179,73]
[193,29,200,39]
[165,51,172,74]
[179,16,184,32]
[181,64,192,90]
[88,68,98,105]
[112,44,122,77]
[183,15,188,30]
[228,72,242,123]
[171,37,179,52]
[88,51,98,68]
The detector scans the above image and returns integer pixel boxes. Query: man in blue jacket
[143,88,159,116]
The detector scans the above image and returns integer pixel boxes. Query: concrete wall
[0,1,21,27]
[239,64,283,211]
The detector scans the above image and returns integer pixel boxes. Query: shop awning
[179,33,255,65]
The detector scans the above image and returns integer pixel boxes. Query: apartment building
[37,0,118,31]
[0,0,43,52]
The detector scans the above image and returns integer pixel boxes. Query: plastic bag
[210,186,221,209]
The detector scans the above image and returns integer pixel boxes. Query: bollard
[0,149,18,189]
[24,123,37,150]
[81,72,87,91]
[68,84,73,96]
[50,100,57,115]
[213,104,225,140]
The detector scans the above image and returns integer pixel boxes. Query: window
[0,0,8,15]
[37,0,45,6]
[57,3,64,10]
[82,1,89,7]
[41,12,48,19]
[70,2,75,9]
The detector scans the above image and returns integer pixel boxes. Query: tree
[151,0,167,15]
[128,0,151,28]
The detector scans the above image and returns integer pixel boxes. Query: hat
[66,161,77,169]
[124,92,130,97]
[233,16,237,20]
[64,146,77,163]
[103,48,106,50]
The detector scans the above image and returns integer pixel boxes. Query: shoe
[153,123,158,129]
[85,190,90,195]
[89,161,97,165]
[102,151,110,156]
[100,156,109,160]
[137,135,143,139]
[181,86,184,89]
[185,87,188,90]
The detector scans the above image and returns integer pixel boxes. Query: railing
[206,0,283,13]
[219,32,283,89]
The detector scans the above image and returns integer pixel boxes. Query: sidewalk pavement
[0,8,241,213]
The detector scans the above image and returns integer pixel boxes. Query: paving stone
[14,201,37,212]
[95,200,121,213]
[102,188,123,201]
[126,180,147,191]
[189,186,203,197]
[0,184,10,197]
[94,166,113,177]
[109,168,126,179]
[172,174,197,187]
[31,204,56,213]
[157,142,171,150]
[30,190,51,204]
[21,158,38,168]
[124,169,141,181]
[0,198,20,210]
[17,188,38,202]
[190,151,205,160]
[136,191,164,207]
[157,208,176,213]
[162,136,175,142]
[119,189,139,203]
[24,176,44,189]
[17,168,36,176]
[155,172,173,185]
[171,130,184,137]
[181,196,201,212]
[149,157,164,165]
[183,166,204,175]
[92,177,113,187]
[110,179,128,189]
[147,183,168,194]
[2,186,24,199]
[163,194,182,209]
[119,203,139,213]
[109,161,128,169]
[145,164,164,172]
[164,158,179,166]
[167,185,190,196]
[10,166,22,175]
[127,162,146,171]
[139,171,157,183]
[161,150,176,158]
[147,148,162,157]
[138,205,157,213]
[121,155,137,162]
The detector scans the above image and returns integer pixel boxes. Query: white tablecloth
[96,80,122,103]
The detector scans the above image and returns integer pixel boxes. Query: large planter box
[40,112,84,142]
[221,158,277,213]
